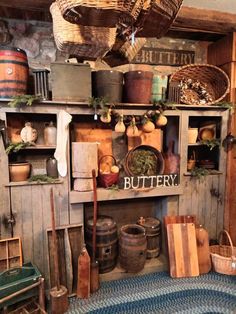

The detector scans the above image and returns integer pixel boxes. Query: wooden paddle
[77,243,90,299]
[90,169,99,293]
[49,188,69,314]
[163,140,180,174]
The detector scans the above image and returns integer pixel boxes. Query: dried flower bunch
[179,79,213,105]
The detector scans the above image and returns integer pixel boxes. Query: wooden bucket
[85,215,118,274]
[137,217,161,259]
[92,70,123,103]
[119,224,147,272]
[0,47,29,98]
[72,142,98,191]
[124,70,153,104]
[151,75,168,102]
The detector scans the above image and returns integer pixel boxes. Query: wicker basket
[56,0,144,27]
[169,64,230,106]
[210,230,236,275]
[98,155,119,188]
[50,2,116,60]
[135,0,183,38]
[103,37,146,67]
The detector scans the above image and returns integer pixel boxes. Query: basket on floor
[56,0,144,27]
[210,230,236,275]
[168,64,230,106]
[135,0,183,38]
[50,2,116,60]
[103,37,146,67]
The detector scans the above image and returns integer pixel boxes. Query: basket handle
[218,229,234,256]
[98,155,117,170]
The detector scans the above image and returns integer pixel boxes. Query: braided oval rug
[67,272,236,314]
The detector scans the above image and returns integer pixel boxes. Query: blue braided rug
[68,271,236,314]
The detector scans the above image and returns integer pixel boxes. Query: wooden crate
[208,32,236,66]
[0,237,22,272]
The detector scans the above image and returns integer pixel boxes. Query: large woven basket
[135,0,183,38]
[169,64,230,106]
[50,2,116,60]
[103,37,146,67]
[210,230,236,276]
[56,0,144,27]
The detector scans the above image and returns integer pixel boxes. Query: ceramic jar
[20,122,37,143]
[46,156,58,178]
[9,162,31,182]
[44,121,57,146]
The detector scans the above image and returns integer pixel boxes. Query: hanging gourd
[126,117,139,137]
[155,110,168,127]
[142,115,155,133]
[115,114,126,133]
[100,108,112,123]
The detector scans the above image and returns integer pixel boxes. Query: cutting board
[166,223,199,278]
[127,129,163,151]
[195,225,211,274]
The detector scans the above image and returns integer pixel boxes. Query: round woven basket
[210,230,236,275]
[124,145,164,176]
[169,64,230,106]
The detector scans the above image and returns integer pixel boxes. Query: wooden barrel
[92,70,123,103]
[72,142,98,191]
[85,215,118,274]
[124,70,153,104]
[0,47,29,98]
[119,224,147,272]
[137,217,161,259]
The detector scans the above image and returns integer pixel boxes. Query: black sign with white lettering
[133,47,195,66]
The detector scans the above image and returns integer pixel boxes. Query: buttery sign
[122,174,179,190]
[134,48,195,66]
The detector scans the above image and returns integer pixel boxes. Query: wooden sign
[121,174,179,190]
[133,48,195,66]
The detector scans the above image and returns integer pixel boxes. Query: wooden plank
[172,7,236,34]
[207,33,236,65]
[166,223,199,278]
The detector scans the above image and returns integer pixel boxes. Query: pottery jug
[46,156,58,178]
[44,121,57,146]
[20,122,37,143]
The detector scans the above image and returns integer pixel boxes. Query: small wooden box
[0,237,22,272]
[51,62,91,102]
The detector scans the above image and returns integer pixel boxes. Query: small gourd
[100,108,111,123]
[142,115,155,133]
[111,165,119,173]
[20,122,37,143]
[115,114,126,133]
[155,113,167,127]
[126,117,139,137]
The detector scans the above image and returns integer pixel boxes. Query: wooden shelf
[5,179,63,187]
[21,145,56,150]
[70,185,183,204]
[184,170,222,176]
[100,254,168,282]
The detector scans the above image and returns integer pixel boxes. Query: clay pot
[9,162,31,182]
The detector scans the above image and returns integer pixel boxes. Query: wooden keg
[119,224,147,273]
[85,215,118,274]
[92,70,123,103]
[137,217,161,259]
[0,47,29,98]
[123,70,153,104]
